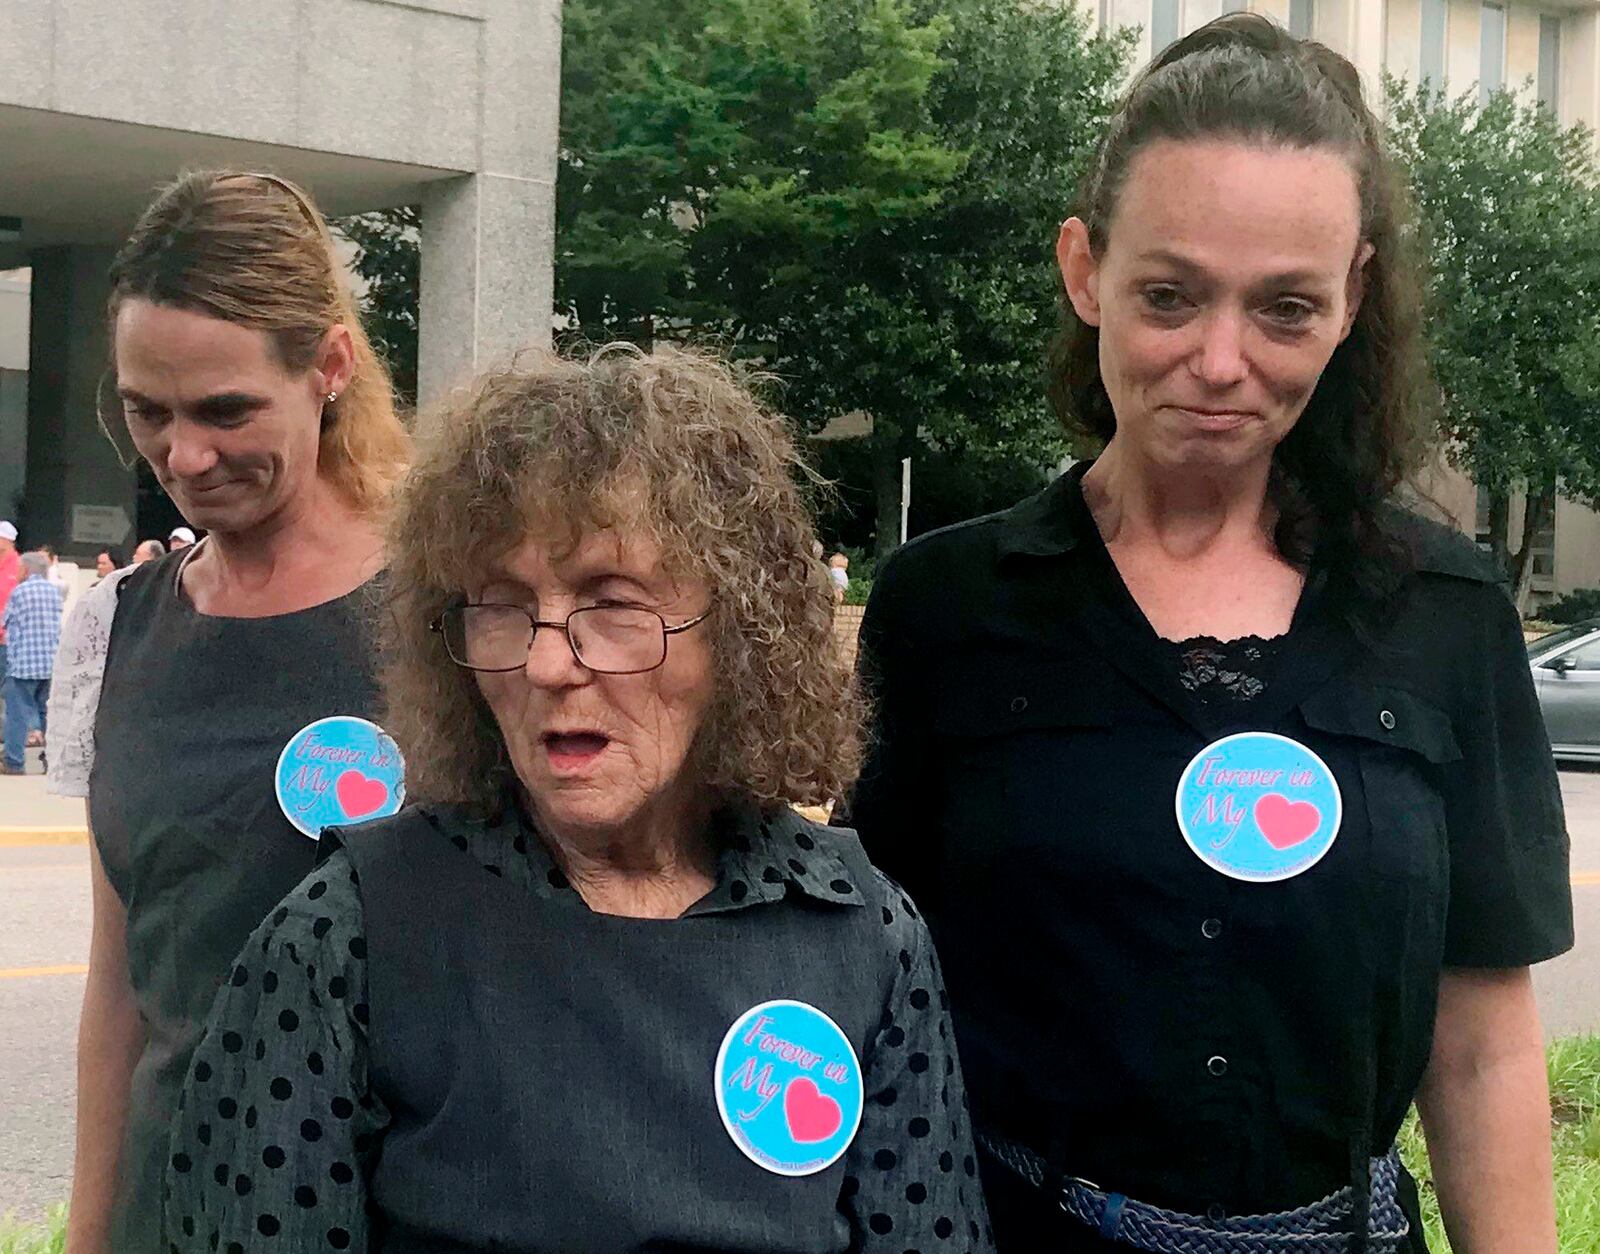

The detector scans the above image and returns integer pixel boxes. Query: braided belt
[976,1131,1411,1254]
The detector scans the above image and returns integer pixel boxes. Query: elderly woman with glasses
[163,347,992,1254]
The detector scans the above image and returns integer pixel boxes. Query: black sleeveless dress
[88,550,386,1253]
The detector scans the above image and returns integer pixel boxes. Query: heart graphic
[783,1077,843,1144]
[1254,792,1322,850]
[335,770,389,819]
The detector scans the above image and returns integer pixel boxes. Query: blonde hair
[107,169,410,514]
[384,344,864,813]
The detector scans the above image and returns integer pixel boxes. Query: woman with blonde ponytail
[46,170,409,1253]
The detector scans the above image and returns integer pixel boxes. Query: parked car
[1527,620,1600,761]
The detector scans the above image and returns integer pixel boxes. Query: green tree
[558,0,1132,558]
[1386,78,1600,609]
[339,206,421,408]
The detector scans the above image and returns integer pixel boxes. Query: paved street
[1,772,1596,1222]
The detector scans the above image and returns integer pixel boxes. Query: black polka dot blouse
[163,803,994,1253]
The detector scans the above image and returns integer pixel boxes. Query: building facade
[0,0,560,558]
[1092,0,1600,606]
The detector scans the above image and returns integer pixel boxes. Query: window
[1538,15,1561,112]
[1421,0,1448,85]
[1152,0,1181,52]
[1289,0,1314,38]
[1475,485,1494,548]
[1553,637,1600,672]
[1529,504,1557,584]
[1480,3,1506,103]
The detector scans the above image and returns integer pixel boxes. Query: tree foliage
[558,0,1132,556]
[339,206,421,408]
[1385,78,1600,604]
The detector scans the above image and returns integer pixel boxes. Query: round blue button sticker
[274,716,406,840]
[715,1000,864,1176]
[1175,732,1342,882]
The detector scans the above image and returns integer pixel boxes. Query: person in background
[827,552,850,604]
[47,169,408,1254]
[0,521,20,686]
[42,544,71,592]
[167,526,196,550]
[3,551,65,774]
[131,539,166,564]
[94,551,120,581]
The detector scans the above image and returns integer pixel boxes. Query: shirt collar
[992,462,1093,562]
[427,797,865,913]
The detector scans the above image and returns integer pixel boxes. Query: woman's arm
[64,823,145,1254]
[842,880,993,1253]
[1415,967,1556,1254]
[164,850,386,1254]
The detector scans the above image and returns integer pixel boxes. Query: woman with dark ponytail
[849,15,1570,1252]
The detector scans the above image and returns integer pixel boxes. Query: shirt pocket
[927,655,1124,864]
[1299,685,1461,883]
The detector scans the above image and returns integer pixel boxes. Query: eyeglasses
[431,603,711,675]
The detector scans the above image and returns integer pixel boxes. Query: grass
[0,1206,63,1254]
[3,1039,1597,1250]
[1399,1034,1600,1252]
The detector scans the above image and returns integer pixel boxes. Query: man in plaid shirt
[3,551,64,774]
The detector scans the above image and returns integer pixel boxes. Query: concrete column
[416,0,561,406]
[22,245,135,560]
[418,172,557,404]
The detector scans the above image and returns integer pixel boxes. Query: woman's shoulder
[1378,504,1501,587]
[809,817,940,952]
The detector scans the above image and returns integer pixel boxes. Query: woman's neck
[1082,437,1278,560]
[531,789,719,920]
[181,477,385,616]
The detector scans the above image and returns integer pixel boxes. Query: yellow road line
[0,828,88,847]
[0,963,89,980]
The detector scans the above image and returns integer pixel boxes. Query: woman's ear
[1339,241,1376,343]
[314,324,357,400]
[1057,218,1103,329]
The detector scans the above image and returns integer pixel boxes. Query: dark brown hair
[1049,14,1436,603]
[106,170,410,515]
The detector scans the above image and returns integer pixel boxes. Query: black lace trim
[1173,633,1282,704]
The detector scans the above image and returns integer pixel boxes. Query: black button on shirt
[846,465,1573,1250]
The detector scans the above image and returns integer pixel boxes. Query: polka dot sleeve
[163,848,386,1254]
[841,883,994,1253]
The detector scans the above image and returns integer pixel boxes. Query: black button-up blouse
[847,465,1573,1250]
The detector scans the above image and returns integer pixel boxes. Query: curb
[0,828,89,848]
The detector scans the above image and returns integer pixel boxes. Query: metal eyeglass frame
[429,603,712,675]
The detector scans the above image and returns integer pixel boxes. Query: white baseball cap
[0,521,16,542]
[169,526,197,544]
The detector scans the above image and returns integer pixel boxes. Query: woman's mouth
[1170,406,1255,433]
[542,732,610,772]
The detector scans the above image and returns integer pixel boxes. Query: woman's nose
[523,621,590,688]
[1191,311,1250,388]
[163,420,221,479]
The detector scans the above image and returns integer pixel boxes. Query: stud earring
[325,391,339,404]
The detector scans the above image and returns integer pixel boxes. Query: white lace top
[46,567,133,798]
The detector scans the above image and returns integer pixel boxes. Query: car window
[1528,623,1598,659]
[1547,636,1600,672]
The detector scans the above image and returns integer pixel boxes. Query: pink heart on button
[1254,792,1322,850]
[335,770,389,819]
[783,1077,843,1144]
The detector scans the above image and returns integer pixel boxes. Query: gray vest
[338,807,891,1253]
[90,555,385,1253]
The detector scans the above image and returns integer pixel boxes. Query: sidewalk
[0,775,87,844]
